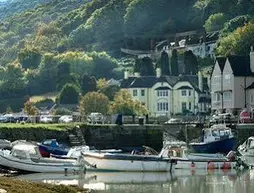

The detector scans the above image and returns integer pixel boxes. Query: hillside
[0,0,253,112]
[0,0,53,20]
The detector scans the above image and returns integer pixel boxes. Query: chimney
[198,71,203,92]
[250,46,254,73]
[156,68,161,78]
[124,70,129,79]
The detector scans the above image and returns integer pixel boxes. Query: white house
[211,48,254,114]
[121,69,210,117]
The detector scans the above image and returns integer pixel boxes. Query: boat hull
[82,152,175,172]
[38,145,69,157]
[173,159,236,169]
[189,137,237,154]
[0,151,82,173]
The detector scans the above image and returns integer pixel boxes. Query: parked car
[87,112,105,124]
[40,115,53,123]
[165,118,183,124]
[164,118,182,124]
[58,115,73,123]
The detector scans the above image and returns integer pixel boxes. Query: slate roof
[227,55,253,76]
[155,86,171,90]
[120,75,209,92]
[217,57,227,72]
[177,86,193,90]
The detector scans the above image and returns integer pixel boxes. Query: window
[189,90,191,96]
[182,102,187,112]
[157,90,168,97]
[224,92,232,101]
[157,102,169,111]
[133,90,137,96]
[189,102,192,110]
[141,89,145,96]
[181,90,187,96]
[251,95,254,103]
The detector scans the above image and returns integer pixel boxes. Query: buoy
[207,162,215,170]
[190,162,195,169]
[222,162,231,170]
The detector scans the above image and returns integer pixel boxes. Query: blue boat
[38,139,69,157]
[189,124,237,154]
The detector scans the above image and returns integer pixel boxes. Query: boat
[81,148,176,172]
[38,139,69,157]
[0,144,83,173]
[189,124,237,154]
[238,137,254,167]
[50,145,122,160]
[165,144,237,169]
[0,139,11,149]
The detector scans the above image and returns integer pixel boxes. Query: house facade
[211,49,254,114]
[121,69,210,117]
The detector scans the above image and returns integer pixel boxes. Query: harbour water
[15,169,254,193]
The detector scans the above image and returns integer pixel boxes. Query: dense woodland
[0,0,253,114]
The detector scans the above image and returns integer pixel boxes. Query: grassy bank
[0,177,87,193]
[0,123,76,144]
[0,123,80,131]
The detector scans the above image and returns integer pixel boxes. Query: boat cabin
[201,124,233,143]
[239,137,254,151]
[10,144,41,159]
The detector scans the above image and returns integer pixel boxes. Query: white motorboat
[81,150,176,172]
[238,137,254,167]
[165,144,237,169]
[0,144,83,173]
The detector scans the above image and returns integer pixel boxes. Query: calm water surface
[15,169,254,193]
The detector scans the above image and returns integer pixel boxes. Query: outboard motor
[226,150,236,161]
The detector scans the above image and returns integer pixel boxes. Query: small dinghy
[0,144,83,173]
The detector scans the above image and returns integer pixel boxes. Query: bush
[34,98,55,109]
[59,83,81,104]
[54,107,72,115]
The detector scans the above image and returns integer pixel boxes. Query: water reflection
[15,169,254,193]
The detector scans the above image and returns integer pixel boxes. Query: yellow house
[121,69,210,117]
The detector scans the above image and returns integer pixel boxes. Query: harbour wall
[0,123,253,150]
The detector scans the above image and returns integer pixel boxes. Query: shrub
[59,83,81,104]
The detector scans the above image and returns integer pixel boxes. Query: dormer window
[181,90,187,96]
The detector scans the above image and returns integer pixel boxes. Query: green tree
[171,49,179,76]
[38,53,57,93]
[220,15,252,37]
[110,90,148,115]
[88,51,118,79]
[79,92,109,115]
[99,85,120,101]
[81,74,97,95]
[57,62,71,78]
[184,51,198,75]
[24,100,38,115]
[18,48,42,69]
[204,13,227,32]
[59,83,81,104]
[137,57,155,76]
[216,20,254,56]
[0,63,27,98]
[157,51,170,75]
